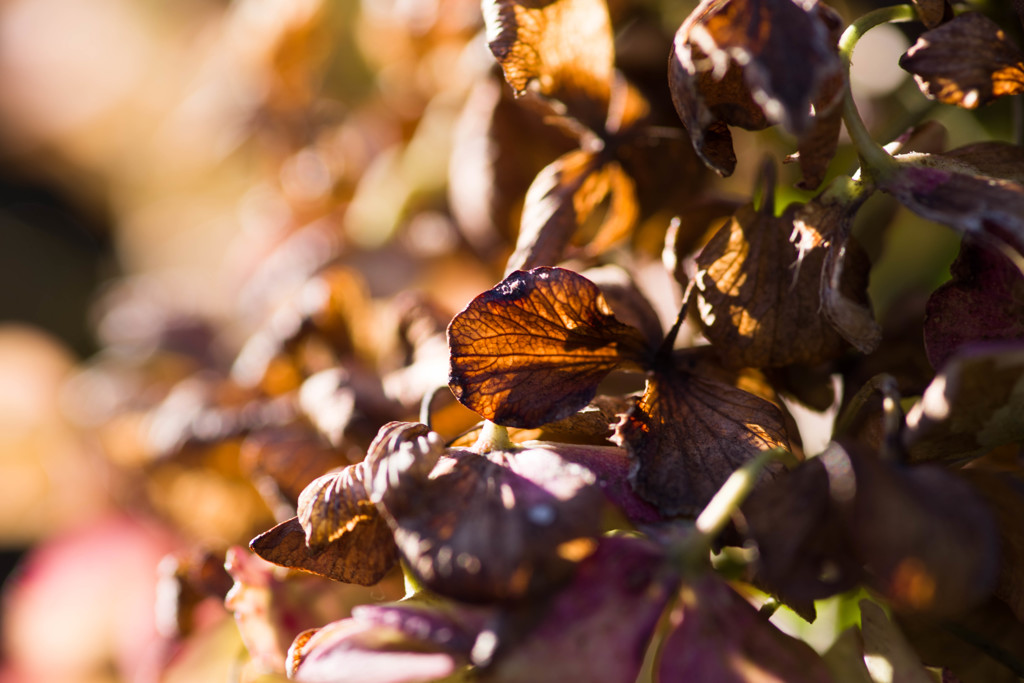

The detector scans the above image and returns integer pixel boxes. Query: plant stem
[472,420,516,454]
[838,4,918,180]
[694,448,787,540]
[676,447,791,570]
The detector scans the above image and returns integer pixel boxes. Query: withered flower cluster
[4,0,1024,682]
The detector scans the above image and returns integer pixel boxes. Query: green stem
[676,447,791,570]
[472,420,516,454]
[838,4,918,179]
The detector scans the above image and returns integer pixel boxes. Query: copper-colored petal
[910,0,952,29]
[249,515,398,586]
[506,150,639,274]
[483,0,615,130]
[614,362,789,517]
[668,43,744,176]
[297,464,378,551]
[900,12,1024,109]
[447,267,651,428]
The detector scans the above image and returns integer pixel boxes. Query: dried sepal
[904,343,1024,464]
[941,140,1024,183]
[695,169,847,368]
[845,442,999,617]
[900,12,1024,109]
[364,421,444,501]
[743,452,864,616]
[287,619,464,683]
[483,0,615,129]
[249,515,398,586]
[487,536,678,682]
[657,574,833,682]
[880,146,1024,261]
[447,267,651,427]
[532,441,664,525]
[924,242,1024,370]
[224,547,392,676]
[582,265,665,351]
[376,444,605,602]
[298,465,379,551]
[614,362,790,517]
[910,0,952,29]
[956,470,1024,624]
[448,73,577,255]
[792,181,881,354]
[791,5,845,190]
[506,150,639,274]
[669,0,843,177]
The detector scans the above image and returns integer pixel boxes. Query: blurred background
[0,0,1018,681]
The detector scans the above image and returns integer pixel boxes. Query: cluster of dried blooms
[3,0,1024,681]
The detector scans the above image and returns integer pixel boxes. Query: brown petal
[506,149,639,274]
[483,0,614,130]
[900,12,1024,109]
[792,3,845,190]
[910,0,952,29]
[448,73,577,255]
[298,465,379,551]
[903,343,1024,463]
[668,41,751,176]
[376,446,605,602]
[540,442,664,524]
[582,264,665,350]
[695,184,847,368]
[249,515,398,586]
[924,242,1024,370]
[793,184,881,354]
[670,0,843,176]
[657,574,833,683]
[614,362,790,516]
[447,267,651,428]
